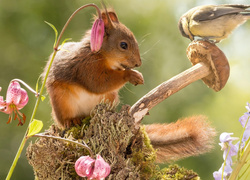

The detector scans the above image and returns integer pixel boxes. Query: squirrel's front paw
[127,69,144,86]
[63,117,83,128]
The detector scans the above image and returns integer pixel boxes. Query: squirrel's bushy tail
[145,115,216,163]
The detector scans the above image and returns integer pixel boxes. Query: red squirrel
[44,9,215,162]
[44,10,144,128]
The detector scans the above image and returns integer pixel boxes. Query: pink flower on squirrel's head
[90,18,105,52]
[75,155,110,180]
[0,81,28,126]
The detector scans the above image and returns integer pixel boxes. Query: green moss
[131,126,158,179]
[155,164,200,180]
[26,103,200,180]
[63,116,91,139]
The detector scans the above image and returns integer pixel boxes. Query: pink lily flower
[90,155,111,180]
[75,155,111,180]
[0,81,29,126]
[90,18,105,52]
[75,156,95,178]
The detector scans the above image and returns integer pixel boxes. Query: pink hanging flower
[0,81,29,126]
[90,18,105,52]
[90,154,111,180]
[75,156,95,178]
[75,155,111,180]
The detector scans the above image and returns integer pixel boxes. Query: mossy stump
[26,103,199,180]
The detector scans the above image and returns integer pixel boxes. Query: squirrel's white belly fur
[68,85,119,118]
[69,88,103,117]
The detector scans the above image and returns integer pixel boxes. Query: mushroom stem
[130,62,211,125]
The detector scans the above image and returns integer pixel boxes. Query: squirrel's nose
[135,58,142,67]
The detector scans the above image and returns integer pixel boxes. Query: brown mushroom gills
[186,41,230,92]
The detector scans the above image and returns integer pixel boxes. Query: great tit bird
[178,4,250,43]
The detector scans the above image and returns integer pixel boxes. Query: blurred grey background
[1,0,250,179]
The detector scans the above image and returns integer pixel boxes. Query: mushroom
[130,40,230,125]
[187,41,230,91]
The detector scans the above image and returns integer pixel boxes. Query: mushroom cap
[186,40,230,92]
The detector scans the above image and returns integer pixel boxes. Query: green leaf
[60,48,71,53]
[61,38,72,45]
[41,95,46,101]
[35,74,42,94]
[44,21,58,48]
[27,119,43,137]
[58,38,72,51]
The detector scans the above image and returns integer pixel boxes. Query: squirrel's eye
[120,42,128,50]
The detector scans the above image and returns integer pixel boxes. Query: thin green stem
[6,3,101,179]
[221,146,231,180]
[244,163,250,180]
[229,142,250,180]
[238,162,250,179]
[5,137,28,180]
[242,137,250,155]
[55,3,101,49]
[5,53,54,180]
[238,116,250,161]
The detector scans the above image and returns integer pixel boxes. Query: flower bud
[75,155,110,179]
[90,18,105,52]
[75,156,95,178]
[91,154,111,180]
